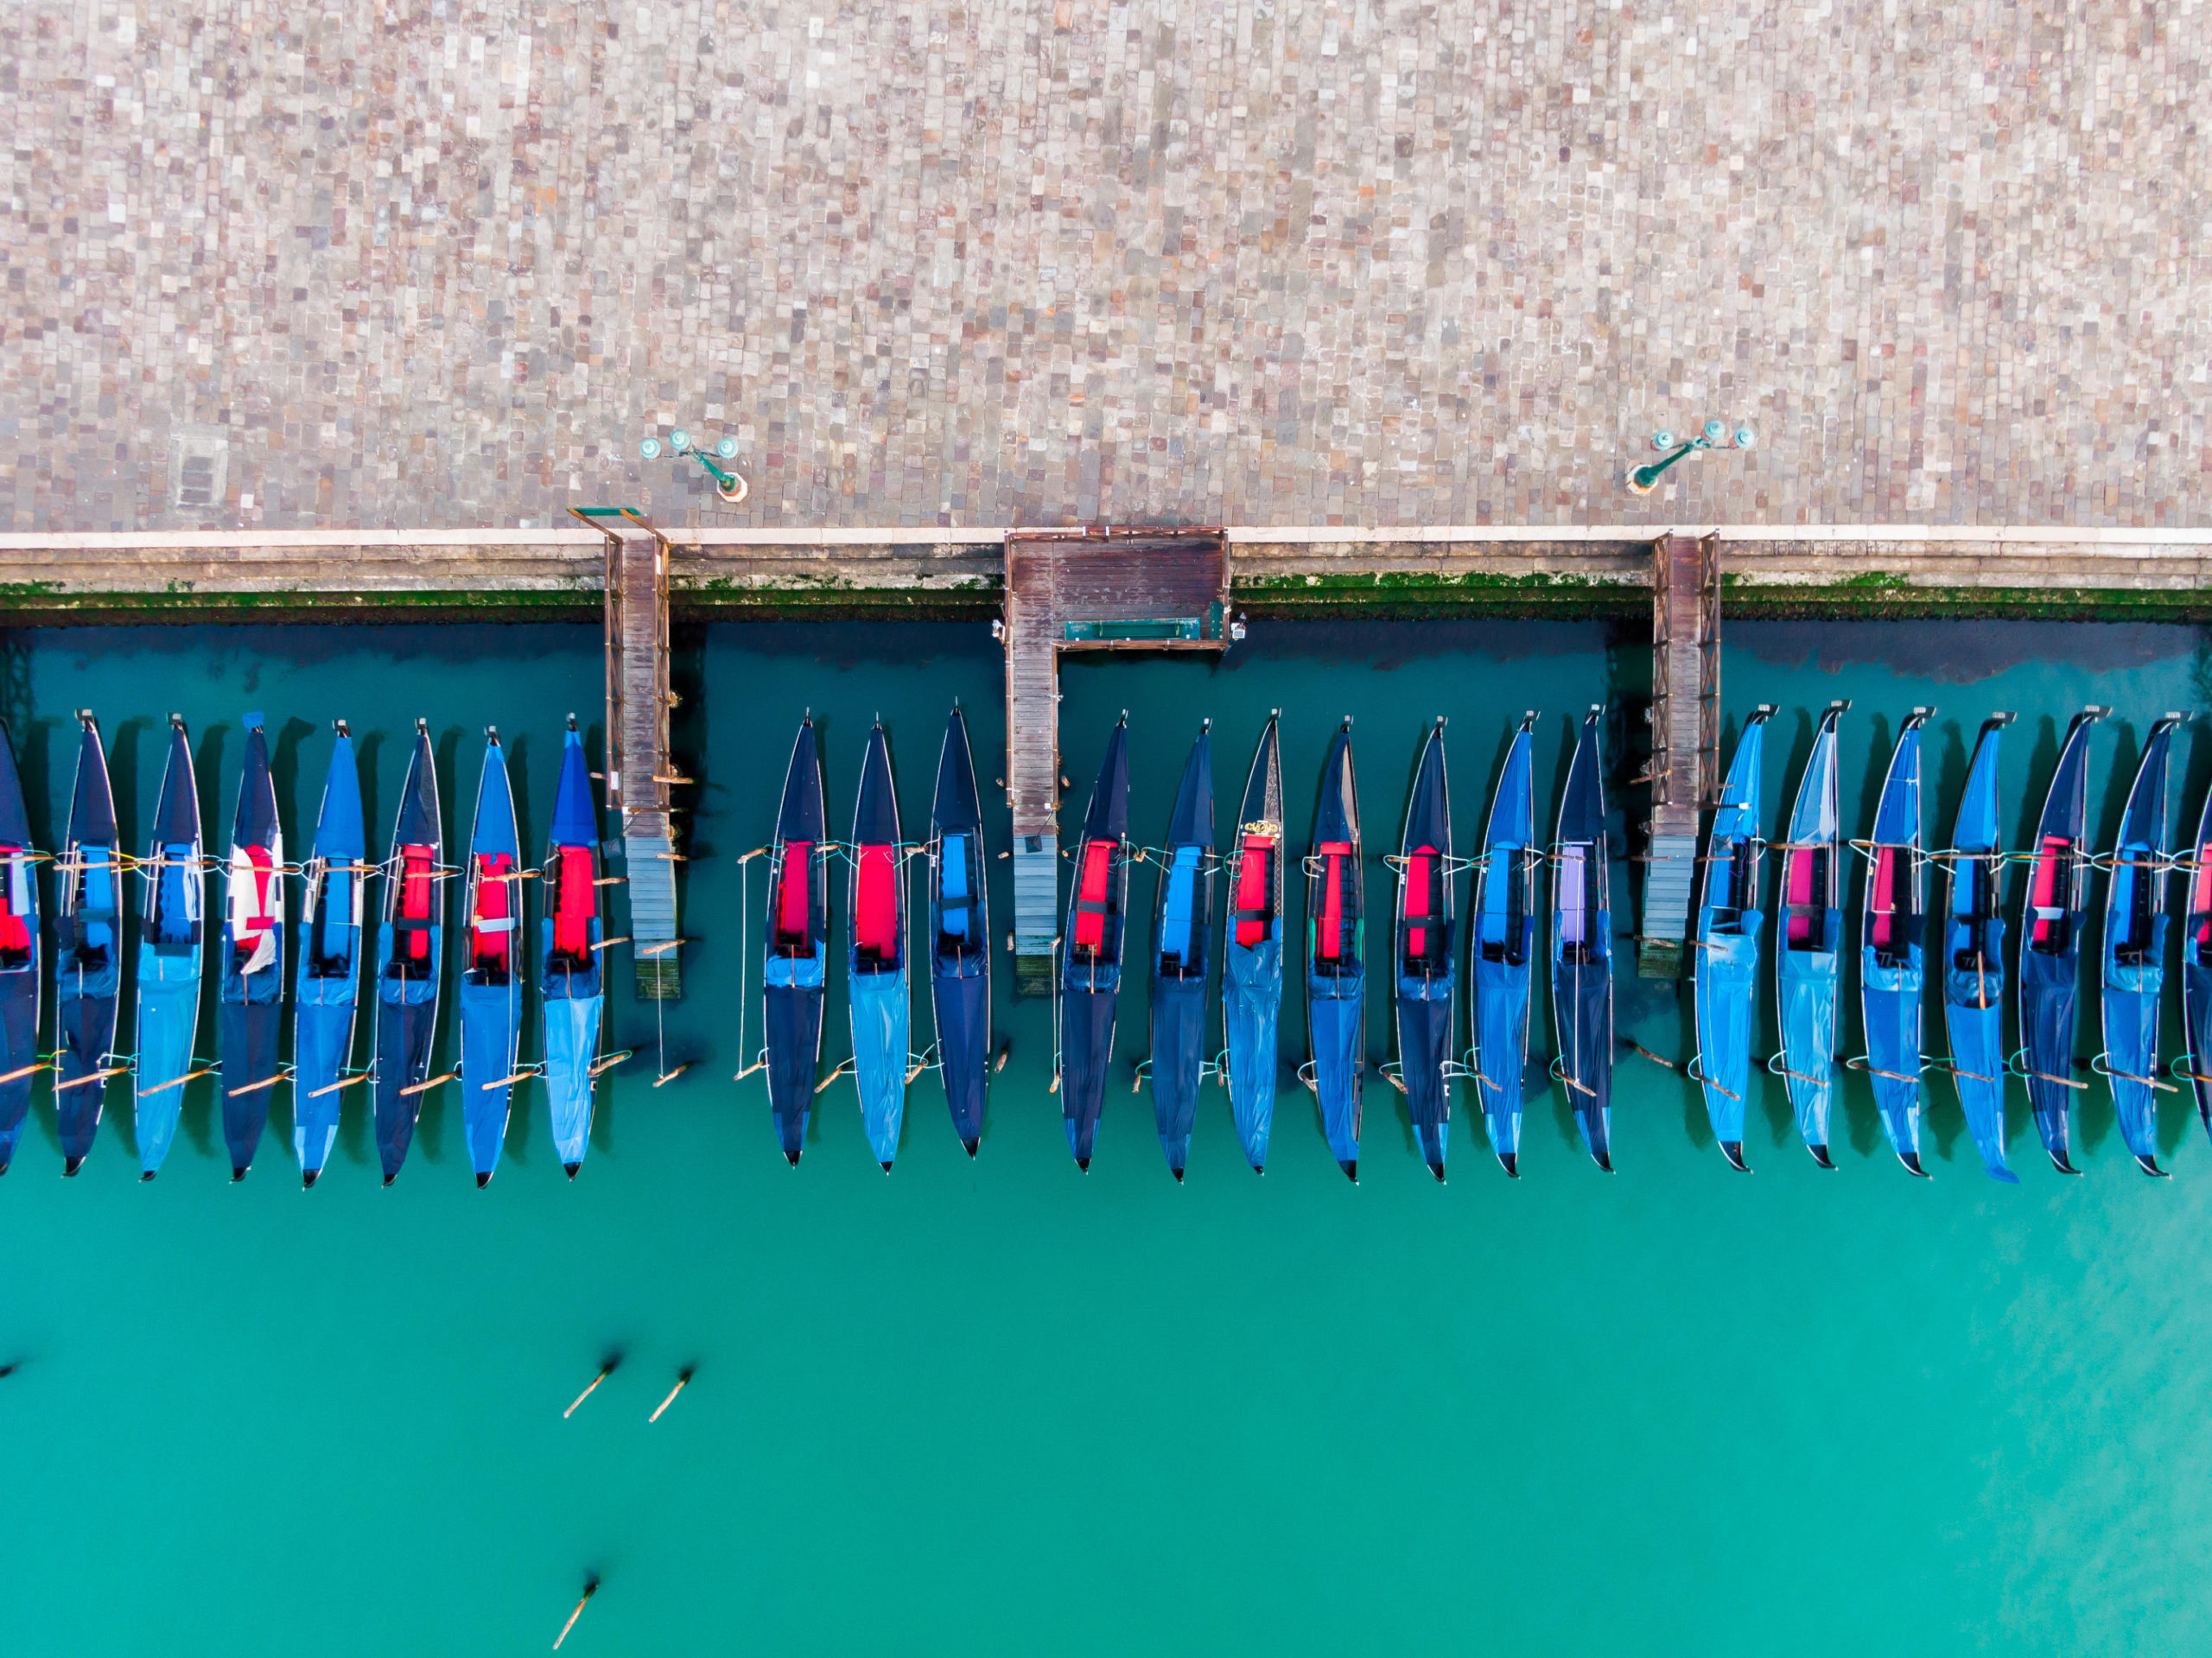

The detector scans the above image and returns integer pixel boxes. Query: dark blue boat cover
[0,720,39,1173]
[1060,718,1130,1167]
[1550,708,1613,1170]
[929,708,989,1150]
[55,715,120,1172]
[1942,717,2016,1181]
[2018,708,2102,1171]
[135,719,205,1177]
[219,715,285,1178]
[1694,711,1770,1165]
[2183,773,2212,1146]
[1471,718,1535,1173]
[460,734,523,1184]
[1306,723,1363,1178]
[1859,712,1928,1171]
[542,721,604,1174]
[1395,722,1454,1178]
[2102,715,2179,1173]
[373,725,444,1184]
[766,718,829,1164]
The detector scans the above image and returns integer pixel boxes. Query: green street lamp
[1626,418,1756,495]
[639,429,749,504]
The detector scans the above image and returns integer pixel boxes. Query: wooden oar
[552,1580,599,1651]
[1555,1070,1597,1098]
[637,939,683,957]
[586,1050,633,1078]
[1853,1061,1922,1087]
[1624,1040,1679,1073]
[812,1058,854,1096]
[305,1072,372,1100]
[563,1360,618,1419]
[398,1070,458,1098]
[0,1060,50,1087]
[590,936,630,951]
[53,1065,129,1093]
[1768,1061,1827,1088]
[2101,1064,2177,1095]
[138,1066,214,1096]
[2022,1068,2089,1092]
[226,1073,286,1098]
[648,1368,695,1424]
[652,1064,690,1089]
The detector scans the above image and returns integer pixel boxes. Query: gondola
[134,715,205,1179]
[848,722,909,1171]
[1471,714,1535,1178]
[55,713,120,1175]
[1148,722,1214,1181]
[1772,702,1847,1168]
[1305,720,1364,1182]
[1059,715,1130,1171]
[1941,714,2018,1183]
[218,713,284,1179]
[542,716,606,1178]
[372,720,445,1185]
[1222,714,1284,1173]
[2018,707,2107,1175]
[1693,706,1773,1172]
[2182,773,2212,1146]
[2101,713,2183,1177]
[1860,708,1932,1176]
[1550,706,1613,1171]
[1394,719,1456,1181]
[0,720,39,1176]
[459,729,523,1187]
[293,721,365,1186]
[765,716,830,1166]
[926,707,989,1157]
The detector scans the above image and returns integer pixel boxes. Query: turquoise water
[4,618,2210,1655]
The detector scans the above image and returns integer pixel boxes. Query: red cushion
[1316,841,1351,961]
[1073,840,1113,950]
[401,845,435,960]
[1234,833,1274,946]
[777,842,813,941]
[553,846,595,957]
[1404,846,1434,957]
[472,854,513,966]
[855,844,898,956]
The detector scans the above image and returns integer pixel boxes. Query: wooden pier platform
[1635,532,1720,979]
[1002,528,1231,994]
[574,508,683,1000]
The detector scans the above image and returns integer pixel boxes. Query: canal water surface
[3,617,2208,1655]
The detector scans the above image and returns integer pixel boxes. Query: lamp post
[639,428,749,504]
[1626,418,1756,495]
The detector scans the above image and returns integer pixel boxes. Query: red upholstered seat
[0,847,28,954]
[1233,832,1274,947]
[776,842,813,943]
[1785,848,1815,944]
[1404,846,1435,957]
[855,843,898,957]
[2029,835,2066,944]
[1316,841,1351,961]
[553,845,595,957]
[401,845,435,960]
[471,853,513,969]
[1072,839,1113,950]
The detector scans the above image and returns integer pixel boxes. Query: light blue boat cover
[1060,718,1130,1169]
[1471,716,1535,1174]
[1942,716,2016,1182]
[372,724,444,1185]
[928,708,989,1153]
[0,720,40,1175]
[2102,715,2181,1175]
[1550,708,1613,1170]
[1694,710,1770,1166]
[459,734,523,1185]
[1774,705,1844,1164]
[848,723,909,1168]
[135,718,205,1177]
[541,721,604,1175]
[1150,728,1214,1178]
[55,715,120,1173]
[219,714,284,1178]
[766,718,829,1165]
[2018,708,2103,1173]
[1860,712,1929,1172]
[1306,722,1364,1179]
[1223,715,1283,1172]
[294,725,365,1182]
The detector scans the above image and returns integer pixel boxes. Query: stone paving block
[0,3,2204,535]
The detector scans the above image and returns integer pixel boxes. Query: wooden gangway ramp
[1003,528,1231,994]
[574,507,682,1000]
[1636,532,1720,979]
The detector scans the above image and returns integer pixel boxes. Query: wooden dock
[1002,528,1231,994]
[574,508,683,1000]
[1636,532,1720,979]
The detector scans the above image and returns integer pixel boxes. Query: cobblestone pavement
[2,2,2204,533]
